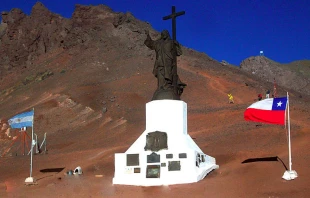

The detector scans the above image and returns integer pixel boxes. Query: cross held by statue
[163,6,185,41]
[163,6,185,98]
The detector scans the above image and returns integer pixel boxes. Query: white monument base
[113,100,219,186]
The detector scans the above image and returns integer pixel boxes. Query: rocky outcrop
[62,4,115,49]
[0,2,153,75]
[240,56,310,95]
[0,2,71,72]
[221,60,229,66]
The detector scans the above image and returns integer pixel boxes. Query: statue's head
[161,30,171,40]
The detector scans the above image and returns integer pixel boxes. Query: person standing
[258,93,263,101]
[228,93,234,104]
[266,89,270,98]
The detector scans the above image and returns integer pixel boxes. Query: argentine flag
[8,110,34,129]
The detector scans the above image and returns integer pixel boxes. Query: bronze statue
[144,29,186,100]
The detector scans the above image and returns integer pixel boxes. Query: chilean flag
[244,97,288,125]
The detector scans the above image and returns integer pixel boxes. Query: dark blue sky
[1,0,309,66]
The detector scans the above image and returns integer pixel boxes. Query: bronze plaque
[126,154,139,166]
[166,154,173,159]
[144,131,168,152]
[179,153,187,158]
[147,152,160,163]
[196,153,201,167]
[146,165,160,178]
[168,161,181,171]
[134,168,141,173]
[201,155,205,162]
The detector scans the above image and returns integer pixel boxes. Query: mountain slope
[0,2,310,197]
[240,56,310,96]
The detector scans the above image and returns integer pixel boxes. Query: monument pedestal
[113,100,218,186]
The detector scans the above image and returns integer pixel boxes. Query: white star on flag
[277,101,283,107]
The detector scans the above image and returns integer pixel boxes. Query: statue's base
[152,89,180,100]
[113,100,219,186]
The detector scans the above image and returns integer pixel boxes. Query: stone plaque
[144,131,168,152]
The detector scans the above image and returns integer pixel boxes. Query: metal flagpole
[30,108,34,178]
[282,92,298,180]
[25,107,36,184]
[287,92,292,171]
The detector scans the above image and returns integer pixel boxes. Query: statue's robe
[144,35,182,89]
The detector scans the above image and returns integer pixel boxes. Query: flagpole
[25,107,36,184]
[282,92,298,180]
[30,107,34,178]
[287,92,292,171]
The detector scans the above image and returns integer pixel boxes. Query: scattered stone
[102,107,107,113]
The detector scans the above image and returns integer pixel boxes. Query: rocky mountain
[240,56,310,96]
[1,2,309,96]
[0,2,309,197]
[0,2,156,78]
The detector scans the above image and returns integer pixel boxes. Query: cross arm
[163,11,185,20]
